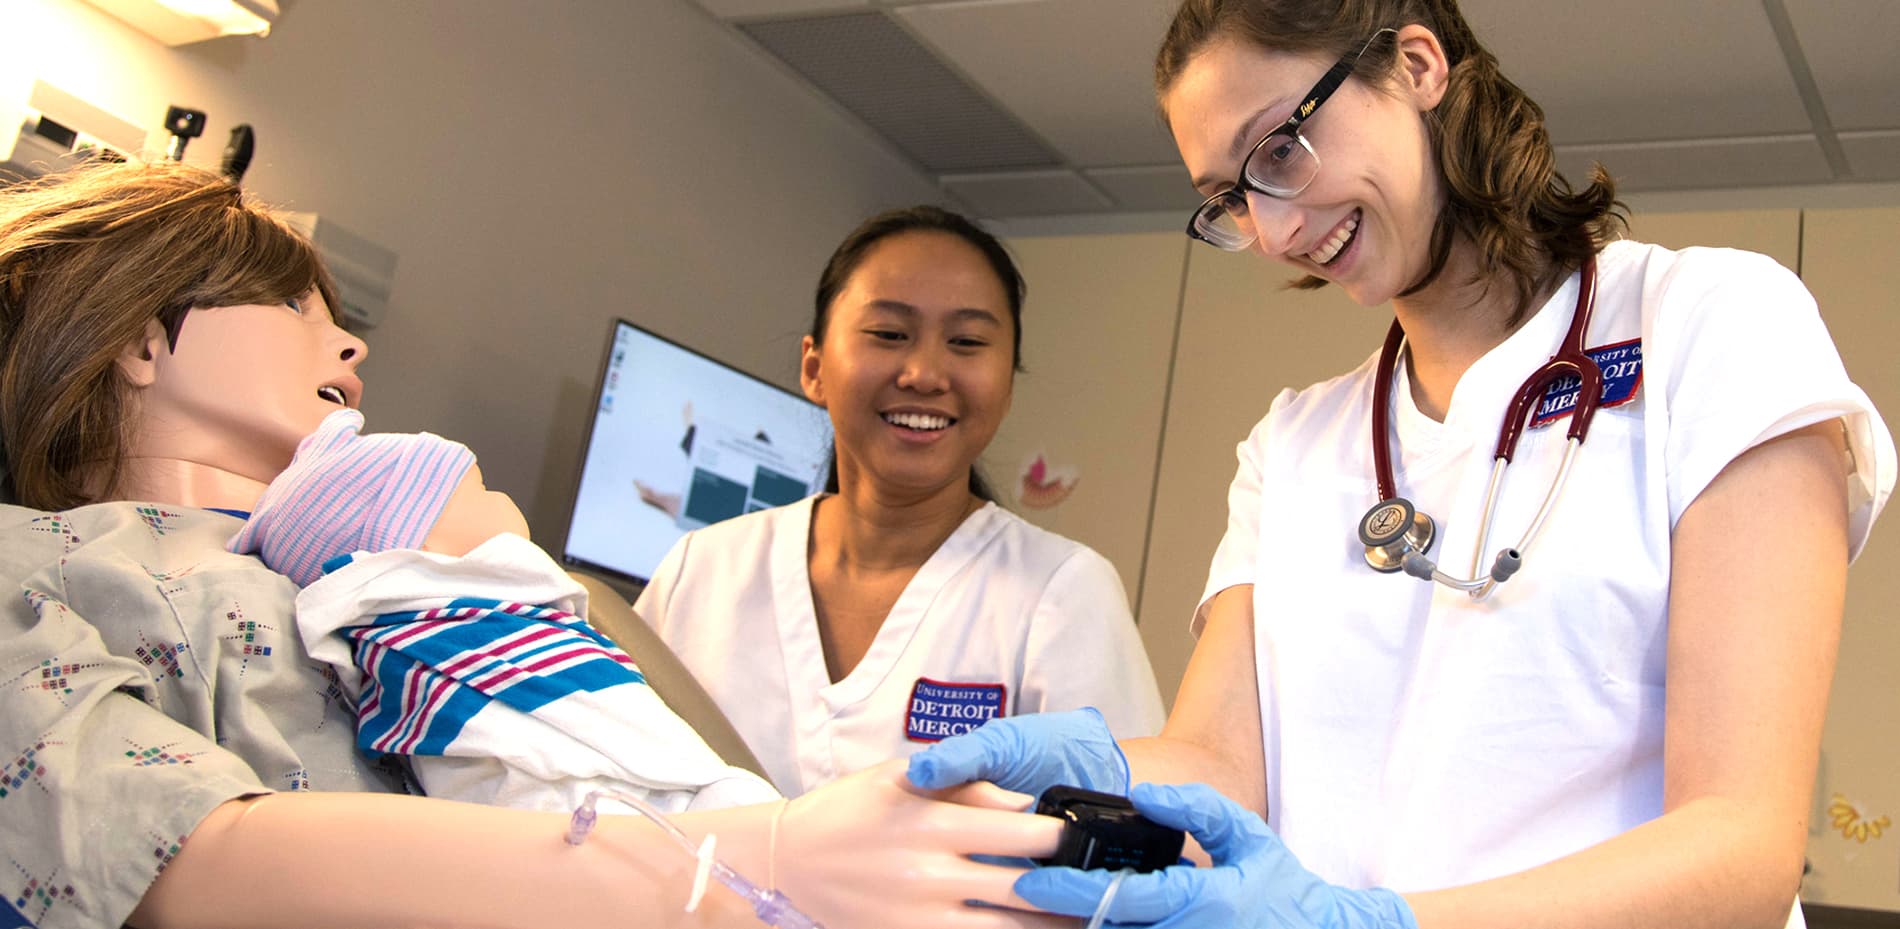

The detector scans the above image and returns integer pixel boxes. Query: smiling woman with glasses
[903,1,1895,929]
[1188,27,1396,249]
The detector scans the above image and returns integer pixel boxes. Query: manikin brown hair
[1156,0,1626,321]
[0,160,340,509]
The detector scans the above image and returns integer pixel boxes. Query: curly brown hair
[0,161,340,509]
[1156,0,1625,321]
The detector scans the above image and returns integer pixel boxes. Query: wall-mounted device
[221,123,255,182]
[2,80,145,183]
[279,212,398,330]
[162,104,205,161]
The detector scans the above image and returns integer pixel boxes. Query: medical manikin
[0,162,1075,929]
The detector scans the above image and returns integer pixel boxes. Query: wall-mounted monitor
[561,320,832,588]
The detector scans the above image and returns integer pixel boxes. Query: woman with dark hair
[637,205,1164,797]
[909,2,1894,928]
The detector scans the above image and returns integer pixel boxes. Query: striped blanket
[293,533,778,812]
[346,597,644,758]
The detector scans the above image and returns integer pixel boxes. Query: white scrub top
[638,496,1165,797]
[1200,240,1895,893]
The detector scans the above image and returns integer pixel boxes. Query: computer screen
[561,320,833,587]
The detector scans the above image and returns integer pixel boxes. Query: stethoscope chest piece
[1359,497,1436,573]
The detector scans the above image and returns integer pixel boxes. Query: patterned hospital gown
[0,502,401,929]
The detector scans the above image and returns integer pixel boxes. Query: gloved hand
[906,707,1130,799]
[1014,783,1417,929]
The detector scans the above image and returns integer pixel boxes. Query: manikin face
[1163,30,1448,307]
[135,291,368,483]
[422,464,531,557]
[801,231,1016,500]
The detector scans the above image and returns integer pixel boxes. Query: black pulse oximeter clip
[1034,785,1185,873]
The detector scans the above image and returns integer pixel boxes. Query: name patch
[905,678,1007,742]
[1529,338,1643,428]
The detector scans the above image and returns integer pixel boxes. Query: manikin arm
[131,761,1071,929]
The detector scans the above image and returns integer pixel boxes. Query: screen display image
[562,320,833,586]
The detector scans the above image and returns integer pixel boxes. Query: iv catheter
[566,790,824,929]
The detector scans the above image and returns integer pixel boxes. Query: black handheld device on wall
[1034,785,1186,873]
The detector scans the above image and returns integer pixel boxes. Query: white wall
[7,0,941,536]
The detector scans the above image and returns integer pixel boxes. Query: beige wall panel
[1137,252,1391,706]
[985,233,1186,607]
[1622,208,1802,272]
[1798,207,1900,913]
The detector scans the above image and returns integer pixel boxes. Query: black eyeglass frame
[1185,28,1399,249]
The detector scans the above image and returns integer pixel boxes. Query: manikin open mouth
[317,386,347,405]
[883,411,953,431]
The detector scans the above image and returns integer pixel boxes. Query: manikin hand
[907,707,1130,799]
[1014,783,1417,929]
[773,760,1073,929]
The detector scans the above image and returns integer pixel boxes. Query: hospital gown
[0,502,400,929]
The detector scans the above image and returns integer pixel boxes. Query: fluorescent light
[80,0,280,46]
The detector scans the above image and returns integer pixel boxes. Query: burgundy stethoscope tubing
[1371,255,1602,502]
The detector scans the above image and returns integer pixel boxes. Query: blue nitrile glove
[1014,782,1417,929]
[905,707,1130,798]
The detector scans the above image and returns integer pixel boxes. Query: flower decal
[1018,452,1080,510]
[1828,793,1890,843]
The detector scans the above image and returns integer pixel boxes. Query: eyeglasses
[1187,29,1398,251]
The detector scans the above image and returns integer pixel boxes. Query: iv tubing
[1087,869,1133,929]
[566,790,825,929]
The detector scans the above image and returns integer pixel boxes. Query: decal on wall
[1828,793,1891,844]
[1018,452,1079,510]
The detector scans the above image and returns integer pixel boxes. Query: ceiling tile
[942,170,1113,218]
[738,12,1060,172]
[1460,0,1811,143]
[1557,136,1833,192]
[694,0,871,18]
[1085,165,1200,213]
[895,0,1181,167]
[1840,132,1900,182]
[1784,0,1900,131]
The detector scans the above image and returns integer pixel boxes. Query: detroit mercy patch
[905,678,1007,742]
[1530,338,1644,428]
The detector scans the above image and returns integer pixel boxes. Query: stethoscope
[1357,255,1603,601]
